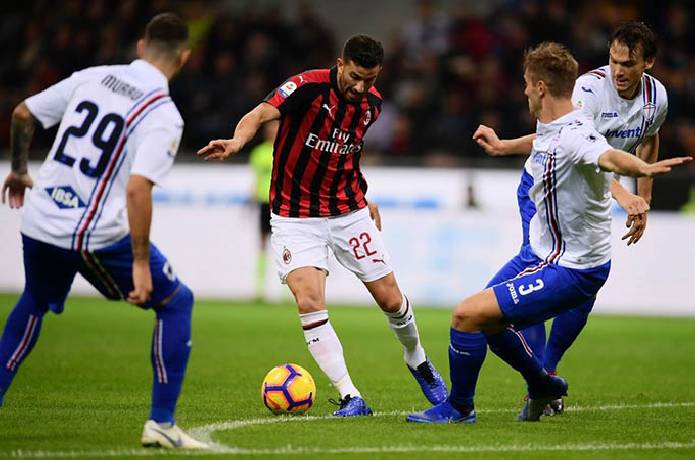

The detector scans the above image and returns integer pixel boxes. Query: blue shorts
[21,234,180,313]
[490,251,610,329]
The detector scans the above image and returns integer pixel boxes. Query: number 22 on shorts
[349,232,376,260]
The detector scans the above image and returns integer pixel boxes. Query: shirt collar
[127,59,169,93]
[536,109,584,136]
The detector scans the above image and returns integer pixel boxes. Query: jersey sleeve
[563,124,612,167]
[646,83,668,137]
[264,73,318,115]
[129,106,183,185]
[571,77,600,122]
[24,71,85,129]
[365,91,383,128]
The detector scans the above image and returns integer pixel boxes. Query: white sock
[384,296,426,369]
[300,311,360,398]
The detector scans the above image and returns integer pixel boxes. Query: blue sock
[149,285,194,424]
[544,299,593,372]
[486,327,547,393]
[448,329,486,410]
[521,322,546,365]
[0,291,46,397]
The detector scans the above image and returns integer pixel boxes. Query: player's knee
[374,291,402,313]
[162,283,194,314]
[294,291,325,314]
[20,290,51,315]
[451,299,485,331]
[366,274,403,312]
[574,300,594,317]
[178,283,194,308]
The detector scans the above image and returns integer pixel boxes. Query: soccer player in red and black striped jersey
[198,35,447,416]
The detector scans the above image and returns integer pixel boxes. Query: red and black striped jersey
[264,66,382,217]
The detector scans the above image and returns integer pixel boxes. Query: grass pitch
[0,293,693,459]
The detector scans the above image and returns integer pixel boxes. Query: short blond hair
[523,42,578,98]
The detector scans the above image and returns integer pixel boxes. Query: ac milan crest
[282,247,292,264]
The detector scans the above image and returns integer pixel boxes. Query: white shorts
[270,207,393,284]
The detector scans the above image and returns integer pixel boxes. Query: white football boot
[141,420,210,449]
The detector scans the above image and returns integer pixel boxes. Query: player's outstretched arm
[126,174,154,305]
[2,102,35,208]
[197,103,281,161]
[598,149,692,178]
[472,125,535,156]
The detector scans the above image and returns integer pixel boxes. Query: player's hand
[197,139,243,161]
[1,171,33,209]
[615,191,649,216]
[472,124,506,156]
[641,156,692,177]
[128,260,153,306]
[614,191,649,246]
[622,212,648,246]
[367,201,382,231]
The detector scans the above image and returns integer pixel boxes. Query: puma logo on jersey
[581,86,593,94]
[600,111,619,118]
[321,104,335,116]
[46,186,86,209]
[372,257,386,265]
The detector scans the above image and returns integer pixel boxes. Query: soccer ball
[261,363,316,415]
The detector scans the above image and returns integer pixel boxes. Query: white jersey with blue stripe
[21,59,182,251]
[526,109,614,269]
[571,65,667,154]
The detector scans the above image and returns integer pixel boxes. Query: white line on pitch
[3,441,695,458]
[2,401,694,459]
[190,400,695,442]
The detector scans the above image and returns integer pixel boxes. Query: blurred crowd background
[0,0,693,209]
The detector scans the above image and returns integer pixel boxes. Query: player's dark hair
[342,34,383,68]
[523,42,578,98]
[610,21,657,61]
[144,12,189,56]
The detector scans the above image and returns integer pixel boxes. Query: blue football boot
[406,400,476,424]
[408,359,448,405]
[547,398,565,415]
[518,375,568,422]
[331,395,373,417]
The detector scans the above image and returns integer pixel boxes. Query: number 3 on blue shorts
[518,279,544,296]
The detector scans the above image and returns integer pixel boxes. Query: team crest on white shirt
[642,102,656,123]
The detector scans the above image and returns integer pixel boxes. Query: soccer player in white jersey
[406,42,689,424]
[472,22,666,415]
[0,13,208,449]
